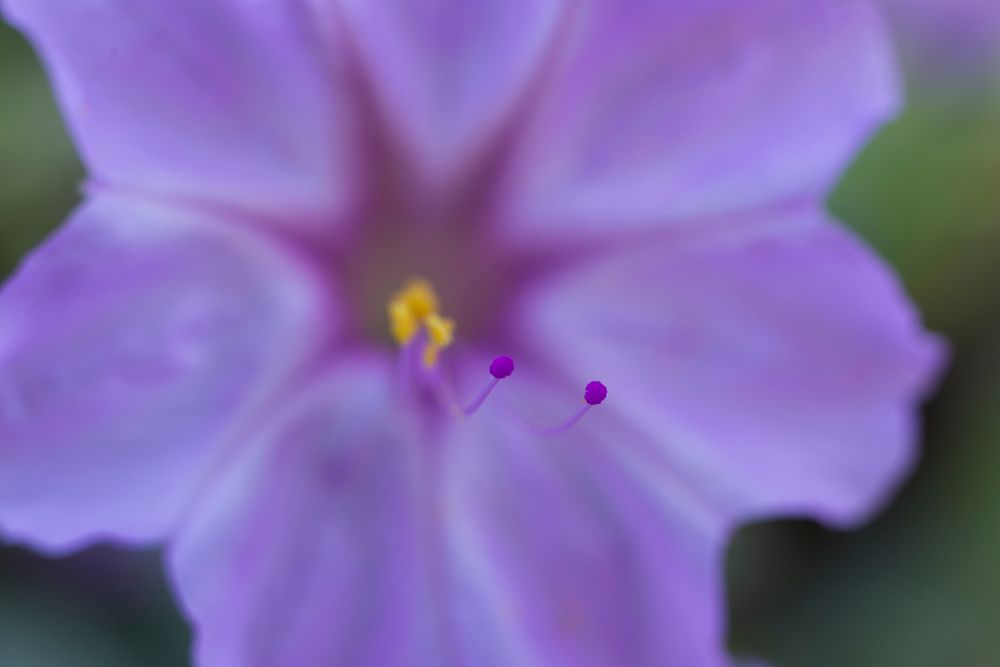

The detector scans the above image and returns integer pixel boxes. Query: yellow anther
[387,278,456,367]
[388,299,420,345]
[397,278,439,320]
[423,312,456,368]
[425,313,455,347]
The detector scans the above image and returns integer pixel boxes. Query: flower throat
[387,278,607,435]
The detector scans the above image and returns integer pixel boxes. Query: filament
[384,279,607,435]
[521,381,608,437]
[458,355,514,416]
[452,357,607,437]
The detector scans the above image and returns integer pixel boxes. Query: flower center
[337,217,515,351]
[386,277,607,434]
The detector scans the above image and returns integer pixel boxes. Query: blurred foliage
[0,546,189,667]
[1,13,1000,667]
[833,86,1000,341]
[0,23,80,274]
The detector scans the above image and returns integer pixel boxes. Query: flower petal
[442,410,734,666]
[517,209,943,527]
[2,0,355,223]
[168,360,446,667]
[169,356,737,666]
[337,0,564,177]
[0,195,329,551]
[502,0,899,241]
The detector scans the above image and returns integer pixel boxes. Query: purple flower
[0,1,941,665]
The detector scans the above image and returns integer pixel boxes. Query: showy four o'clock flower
[0,1,942,665]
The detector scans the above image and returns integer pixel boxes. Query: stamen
[388,299,419,345]
[387,278,455,367]
[527,380,608,436]
[425,313,456,347]
[459,355,515,416]
[453,357,605,435]
[489,355,515,379]
[423,312,456,368]
[398,278,439,319]
[386,279,606,435]
[584,380,608,406]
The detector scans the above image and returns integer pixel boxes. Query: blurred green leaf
[0,22,82,274]
[830,92,1000,340]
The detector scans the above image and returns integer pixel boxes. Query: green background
[1,17,999,667]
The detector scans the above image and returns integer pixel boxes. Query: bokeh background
[1,8,998,667]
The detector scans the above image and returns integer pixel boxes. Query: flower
[0,1,941,665]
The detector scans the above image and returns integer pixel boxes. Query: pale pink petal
[168,360,446,667]
[502,0,899,241]
[517,209,943,527]
[169,354,737,666]
[0,195,330,551]
[441,403,732,666]
[2,0,357,224]
[337,0,564,178]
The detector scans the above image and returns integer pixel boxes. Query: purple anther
[584,381,608,406]
[490,355,515,379]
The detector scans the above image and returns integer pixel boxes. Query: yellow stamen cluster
[388,278,456,367]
